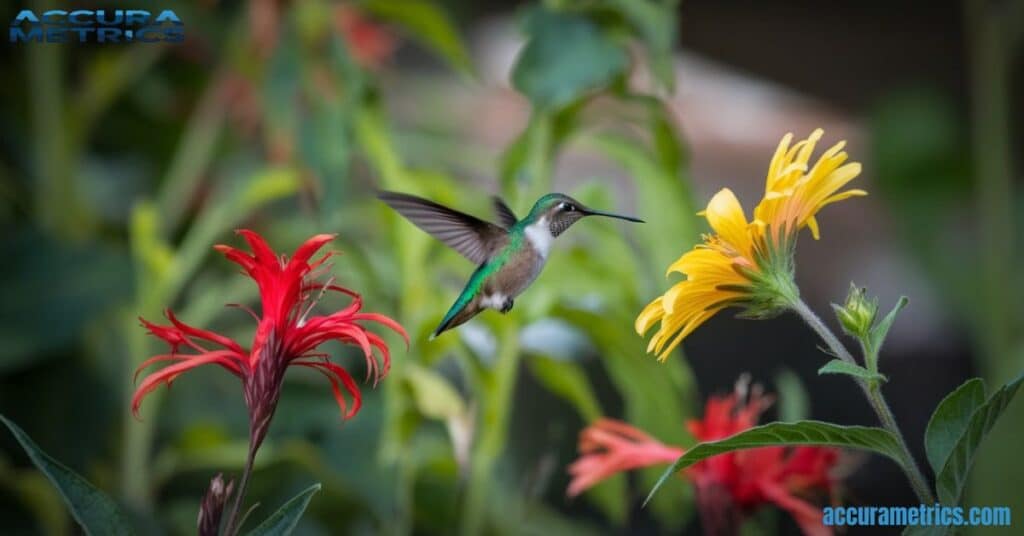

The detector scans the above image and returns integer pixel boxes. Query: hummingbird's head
[528,193,644,237]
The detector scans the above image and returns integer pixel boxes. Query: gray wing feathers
[491,196,519,228]
[378,191,506,264]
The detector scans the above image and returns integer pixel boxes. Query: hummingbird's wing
[491,196,518,228]
[378,191,507,264]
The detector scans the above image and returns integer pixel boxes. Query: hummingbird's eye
[562,203,575,212]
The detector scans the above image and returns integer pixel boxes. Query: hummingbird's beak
[581,207,645,223]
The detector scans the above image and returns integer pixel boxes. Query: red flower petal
[166,309,246,355]
[288,233,336,269]
[237,229,280,270]
[759,480,832,536]
[132,352,248,418]
[295,360,362,419]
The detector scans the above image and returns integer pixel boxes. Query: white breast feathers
[524,218,554,259]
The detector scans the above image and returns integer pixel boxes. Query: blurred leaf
[925,378,986,474]
[246,482,321,536]
[583,131,696,277]
[526,353,627,523]
[774,370,809,422]
[162,167,301,300]
[600,0,679,90]
[0,415,132,535]
[644,421,903,506]
[554,307,694,526]
[130,202,174,282]
[404,363,466,420]
[362,0,473,75]
[817,360,887,383]
[156,76,227,232]
[0,459,70,535]
[935,373,1023,505]
[512,9,628,110]
[0,229,130,371]
[526,355,601,421]
[73,32,166,134]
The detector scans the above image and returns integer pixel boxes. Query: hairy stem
[791,299,936,504]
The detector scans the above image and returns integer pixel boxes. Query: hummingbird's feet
[500,298,514,313]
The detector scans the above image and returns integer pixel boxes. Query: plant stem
[223,444,257,536]
[460,322,521,535]
[791,299,936,504]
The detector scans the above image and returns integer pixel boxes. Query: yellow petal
[704,189,752,256]
[635,296,665,335]
[806,215,820,240]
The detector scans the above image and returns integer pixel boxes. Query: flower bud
[833,283,878,339]
[198,473,235,536]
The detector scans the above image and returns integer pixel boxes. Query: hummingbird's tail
[430,296,481,339]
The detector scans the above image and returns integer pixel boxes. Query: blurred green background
[0,0,1020,534]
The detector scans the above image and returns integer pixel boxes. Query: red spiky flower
[568,379,840,536]
[132,230,407,455]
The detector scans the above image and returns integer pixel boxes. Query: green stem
[223,444,257,536]
[791,299,936,504]
[966,0,1016,383]
[120,305,160,509]
[460,323,521,535]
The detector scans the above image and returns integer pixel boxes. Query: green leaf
[602,0,679,90]
[935,373,1024,505]
[362,0,473,75]
[584,131,696,274]
[817,359,888,383]
[924,378,986,474]
[867,296,908,359]
[526,355,602,421]
[246,482,321,535]
[644,421,903,506]
[512,9,628,110]
[0,415,132,535]
[404,363,466,420]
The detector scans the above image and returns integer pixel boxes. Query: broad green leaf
[0,415,132,535]
[362,0,473,75]
[526,355,602,421]
[512,9,628,110]
[935,374,1024,505]
[246,482,321,535]
[644,421,903,506]
[924,378,986,474]
[817,359,887,383]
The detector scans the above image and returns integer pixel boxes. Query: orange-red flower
[133,230,406,450]
[568,382,840,536]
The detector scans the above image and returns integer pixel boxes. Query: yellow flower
[636,129,865,361]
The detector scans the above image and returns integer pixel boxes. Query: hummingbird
[379,191,644,338]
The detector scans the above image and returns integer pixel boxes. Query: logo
[10,9,184,44]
